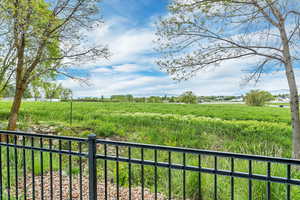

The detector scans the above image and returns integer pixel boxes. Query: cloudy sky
[59,0,295,98]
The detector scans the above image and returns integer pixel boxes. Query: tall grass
[0,101,296,199]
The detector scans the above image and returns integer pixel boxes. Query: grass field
[0,101,292,156]
[0,101,297,199]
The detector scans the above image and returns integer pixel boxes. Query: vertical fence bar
[248,160,252,200]
[287,164,291,200]
[214,156,218,200]
[79,142,83,200]
[116,146,120,200]
[231,158,234,200]
[49,139,53,200]
[154,149,158,200]
[0,135,2,200]
[128,147,132,200]
[198,154,202,200]
[31,137,35,200]
[267,162,271,200]
[88,134,97,200]
[168,151,172,200]
[59,140,62,200]
[69,141,73,200]
[183,153,186,200]
[141,148,144,200]
[104,144,108,200]
[14,136,18,200]
[40,138,44,200]
[22,136,26,200]
[6,135,10,200]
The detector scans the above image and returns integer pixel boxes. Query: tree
[0,0,109,130]
[147,96,163,103]
[179,91,197,104]
[23,88,33,99]
[156,0,300,158]
[245,90,274,106]
[32,82,42,101]
[43,83,63,101]
[61,88,73,100]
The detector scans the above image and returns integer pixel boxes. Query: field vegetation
[0,101,297,199]
[0,101,293,157]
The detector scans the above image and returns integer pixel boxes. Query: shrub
[179,91,197,104]
[245,90,274,106]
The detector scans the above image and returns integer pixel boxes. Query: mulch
[10,172,166,200]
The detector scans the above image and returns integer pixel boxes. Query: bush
[179,91,197,104]
[245,90,274,106]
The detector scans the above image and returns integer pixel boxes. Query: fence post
[88,134,97,200]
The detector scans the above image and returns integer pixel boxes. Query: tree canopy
[156,0,300,158]
[0,0,109,130]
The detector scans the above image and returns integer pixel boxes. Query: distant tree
[156,0,300,158]
[163,94,167,101]
[179,91,197,104]
[44,83,63,101]
[23,89,33,98]
[169,96,175,103]
[126,95,134,102]
[32,86,42,101]
[148,96,163,103]
[61,88,73,100]
[134,97,146,103]
[111,95,133,102]
[245,90,274,106]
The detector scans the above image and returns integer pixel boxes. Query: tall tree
[156,0,300,158]
[0,0,109,130]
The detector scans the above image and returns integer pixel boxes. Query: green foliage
[147,96,163,103]
[111,95,134,102]
[245,90,274,106]
[179,91,197,104]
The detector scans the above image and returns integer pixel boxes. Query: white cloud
[60,54,298,97]
[60,12,298,98]
[91,67,112,73]
[113,64,143,73]
[81,18,156,67]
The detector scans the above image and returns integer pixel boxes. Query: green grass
[0,101,297,199]
[0,101,292,124]
[0,101,292,156]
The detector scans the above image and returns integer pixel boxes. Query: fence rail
[0,130,299,200]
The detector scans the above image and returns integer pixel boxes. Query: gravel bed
[12,172,165,200]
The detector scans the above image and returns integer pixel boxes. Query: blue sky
[59,0,296,98]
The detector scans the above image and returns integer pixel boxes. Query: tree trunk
[279,24,300,159]
[284,63,300,159]
[7,85,25,131]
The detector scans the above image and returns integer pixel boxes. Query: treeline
[74,91,243,104]
[1,82,72,101]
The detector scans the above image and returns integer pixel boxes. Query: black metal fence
[0,130,300,200]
